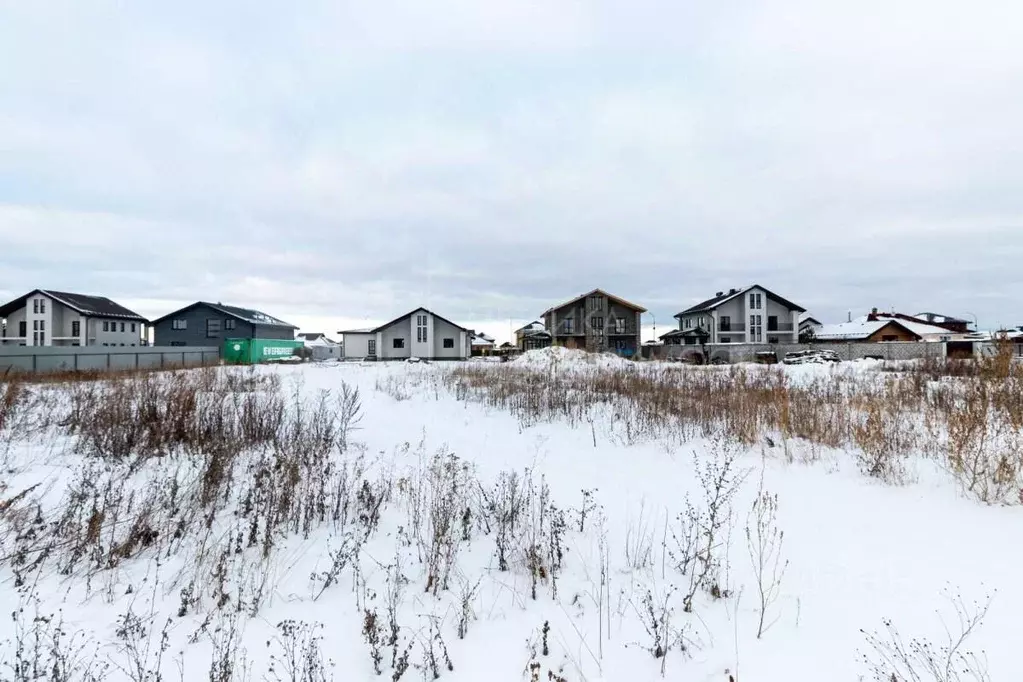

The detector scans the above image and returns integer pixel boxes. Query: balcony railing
[767,323,795,332]
[718,323,746,332]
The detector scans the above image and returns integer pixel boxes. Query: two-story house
[152,301,297,346]
[673,285,806,345]
[541,289,646,356]
[0,289,148,347]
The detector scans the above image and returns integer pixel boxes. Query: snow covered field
[1,350,1020,681]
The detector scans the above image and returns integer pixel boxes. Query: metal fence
[0,345,221,374]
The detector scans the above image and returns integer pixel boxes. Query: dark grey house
[152,302,297,347]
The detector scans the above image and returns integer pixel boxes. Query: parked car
[783,349,841,365]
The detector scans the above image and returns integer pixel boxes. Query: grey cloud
[2,0,1023,334]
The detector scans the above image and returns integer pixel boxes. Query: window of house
[368,340,377,355]
[103,321,109,332]
[72,320,80,337]
[767,316,778,331]
[563,318,575,334]
[131,323,136,333]
[416,314,428,343]
[588,295,604,310]
[206,319,221,337]
[33,299,39,314]
[19,321,26,337]
[172,319,187,330]
[614,318,626,334]
[40,299,45,314]
[120,322,125,332]
[393,338,405,349]
[881,335,898,342]
[720,316,731,330]
[443,338,454,349]
[225,319,236,330]
[591,316,604,332]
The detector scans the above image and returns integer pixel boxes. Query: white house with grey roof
[0,289,148,347]
[151,302,297,347]
[668,285,806,346]
[339,308,471,361]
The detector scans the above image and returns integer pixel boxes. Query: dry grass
[431,346,1023,504]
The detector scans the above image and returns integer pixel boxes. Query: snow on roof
[339,328,376,334]
[815,318,958,341]
[915,312,969,324]
[814,320,891,341]
[302,336,338,347]
[896,319,963,338]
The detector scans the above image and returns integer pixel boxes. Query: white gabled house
[339,308,472,361]
[670,285,806,346]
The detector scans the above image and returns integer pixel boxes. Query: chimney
[729,288,738,294]
[848,311,852,323]
[715,291,724,297]
[871,307,878,314]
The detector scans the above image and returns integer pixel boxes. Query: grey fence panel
[137,353,163,369]
[0,346,220,375]
[684,341,949,365]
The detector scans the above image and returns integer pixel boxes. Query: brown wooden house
[541,288,646,357]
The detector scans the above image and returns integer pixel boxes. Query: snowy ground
[0,352,1018,681]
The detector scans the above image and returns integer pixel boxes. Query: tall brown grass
[433,346,1023,504]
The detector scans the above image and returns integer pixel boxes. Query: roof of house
[915,312,970,324]
[814,317,958,342]
[798,312,822,325]
[298,333,338,345]
[151,301,297,328]
[814,319,916,341]
[542,289,648,316]
[676,284,806,317]
[514,321,546,334]
[338,307,470,335]
[472,332,496,344]
[0,289,148,322]
[658,327,710,340]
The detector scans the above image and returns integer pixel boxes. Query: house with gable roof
[151,302,297,346]
[514,320,552,351]
[0,289,148,347]
[814,310,964,343]
[338,307,472,361]
[541,288,646,356]
[670,285,806,345]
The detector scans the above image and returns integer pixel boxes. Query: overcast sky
[2,0,1022,341]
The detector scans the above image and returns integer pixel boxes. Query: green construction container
[222,338,303,365]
